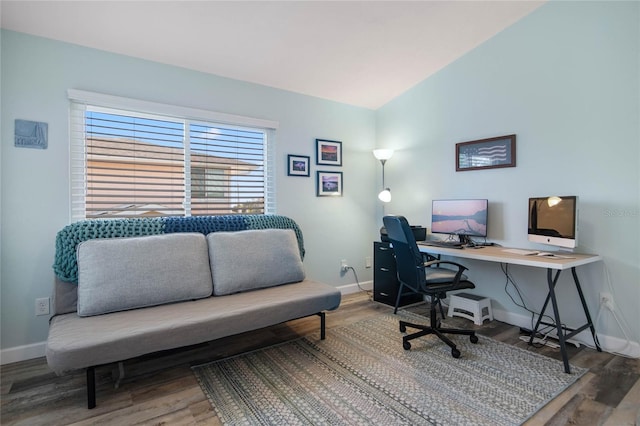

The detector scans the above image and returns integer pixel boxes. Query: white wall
[0,30,377,359]
[2,0,638,362]
[376,1,639,355]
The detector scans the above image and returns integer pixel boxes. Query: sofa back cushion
[207,229,305,296]
[77,233,213,316]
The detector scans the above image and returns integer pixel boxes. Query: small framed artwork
[456,134,516,171]
[15,119,48,149]
[316,171,343,197]
[316,139,342,166]
[287,154,310,177]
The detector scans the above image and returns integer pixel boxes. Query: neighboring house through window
[69,90,277,221]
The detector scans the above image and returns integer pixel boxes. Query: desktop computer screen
[431,199,488,241]
[528,196,577,249]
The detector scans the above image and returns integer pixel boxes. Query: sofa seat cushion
[77,233,213,317]
[207,229,305,296]
[46,280,341,373]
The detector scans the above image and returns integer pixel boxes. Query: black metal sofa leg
[87,366,96,409]
[318,312,326,340]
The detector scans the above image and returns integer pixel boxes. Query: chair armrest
[421,252,439,263]
[422,260,469,284]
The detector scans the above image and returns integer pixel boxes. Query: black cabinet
[373,242,423,307]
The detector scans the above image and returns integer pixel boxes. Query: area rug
[192,311,586,425]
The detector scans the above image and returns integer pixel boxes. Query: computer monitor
[431,199,488,244]
[528,196,578,249]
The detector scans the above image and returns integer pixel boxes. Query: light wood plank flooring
[2,292,639,425]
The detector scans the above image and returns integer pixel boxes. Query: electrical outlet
[35,297,50,316]
[365,256,372,268]
[340,259,349,272]
[599,292,614,311]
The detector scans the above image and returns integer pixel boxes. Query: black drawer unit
[373,241,423,307]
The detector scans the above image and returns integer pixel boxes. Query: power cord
[500,263,562,348]
[590,262,635,357]
[572,243,636,357]
[343,266,373,300]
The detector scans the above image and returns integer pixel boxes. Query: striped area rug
[193,311,586,425]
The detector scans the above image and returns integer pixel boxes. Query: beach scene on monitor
[431,199,488,237]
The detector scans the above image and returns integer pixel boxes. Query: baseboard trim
[337,280,373,295]
[1,341,46,365]
[492,308,640,358]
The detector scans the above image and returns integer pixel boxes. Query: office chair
[383,215,478,358]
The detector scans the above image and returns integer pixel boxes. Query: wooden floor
[2,292,639,425]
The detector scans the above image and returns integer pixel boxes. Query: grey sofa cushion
[46,279,342,373]
[207,229,305,296]
[77,233,213,317]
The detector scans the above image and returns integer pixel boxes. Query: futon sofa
[46,215,341,408]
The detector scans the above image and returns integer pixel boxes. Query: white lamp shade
[373,149,394,161]
[378,189,392,203]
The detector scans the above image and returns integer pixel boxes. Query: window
[191,167,224,199]
[69,90,277,221]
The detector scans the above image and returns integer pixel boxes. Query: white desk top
[417,243,602,270]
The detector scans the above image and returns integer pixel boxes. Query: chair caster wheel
[403,341,411,350]
[400,323,406,333]
[451,348,461,358]
[470,334,479,344]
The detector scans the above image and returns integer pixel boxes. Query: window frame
[68,89,278,222]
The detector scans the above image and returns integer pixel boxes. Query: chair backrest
[382,215,426,292]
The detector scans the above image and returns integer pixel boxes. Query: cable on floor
[344,266,373,301]
[501,263,562,348]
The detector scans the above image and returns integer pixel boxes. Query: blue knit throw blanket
[53,215,305,283]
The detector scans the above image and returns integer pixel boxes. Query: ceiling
[1,1,545,109]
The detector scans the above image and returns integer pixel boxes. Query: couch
[46,215,342,409]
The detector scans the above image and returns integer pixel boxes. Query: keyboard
[419,241,464,249]
[502,248,538,255]
[502,248,575,259]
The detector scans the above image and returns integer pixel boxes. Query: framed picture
[456,134,516,171]
[287,154,310,177]
[316,139,342,166]
[316,171,343,197]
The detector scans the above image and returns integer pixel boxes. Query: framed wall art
[15,119,48,149]
[316,139,342,166]
[287,154,310,177]
[316,171,343,197]
[456,134,516,171]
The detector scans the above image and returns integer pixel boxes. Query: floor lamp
[373,149,394,203]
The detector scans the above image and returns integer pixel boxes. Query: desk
[417,244,603,373]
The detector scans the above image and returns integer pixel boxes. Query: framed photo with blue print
[316,139,342,166]
[316,171,343,197]
[15,119,48,149]
[287,154,310,177]
[456,134,516,171]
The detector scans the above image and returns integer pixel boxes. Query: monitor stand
[458,235,473,246]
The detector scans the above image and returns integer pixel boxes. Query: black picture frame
[456,134,516,171]
[287,154,310,177]
[316,139,342,166]
[316,171,343,197]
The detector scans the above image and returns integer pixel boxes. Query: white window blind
[69,90,277,222]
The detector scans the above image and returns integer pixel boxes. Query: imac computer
[528,196,578,249]
[431,199,488,244]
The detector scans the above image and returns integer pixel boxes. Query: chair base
[400,316,478,358]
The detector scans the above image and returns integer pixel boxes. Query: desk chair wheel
[403,340,411,350]
[451,348,461,358]
[400,323,407,333]
[470,334,479,344]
